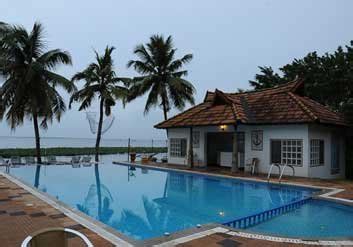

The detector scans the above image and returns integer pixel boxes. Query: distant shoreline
[0,147,167,157]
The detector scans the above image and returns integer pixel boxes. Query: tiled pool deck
[1,163,353,246]
[0,175,114,247]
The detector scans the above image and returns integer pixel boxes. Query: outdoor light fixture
[220,125,227,131]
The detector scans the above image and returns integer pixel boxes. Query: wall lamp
[220,125,227,131]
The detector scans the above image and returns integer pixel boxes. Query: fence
[0,137,168,158]
[223,197,311,229]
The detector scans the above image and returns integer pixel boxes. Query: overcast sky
[1,0,353,140]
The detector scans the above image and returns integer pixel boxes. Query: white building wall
[167,125,235,166]
[166,124,346,179]
[167,128,190,165]
[241,125,309,177]
[308,125,346,179]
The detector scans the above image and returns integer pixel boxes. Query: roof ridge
[287,92,318,121]
[154,102,210,128]
[214,89,239,122]
[224,78,303,96]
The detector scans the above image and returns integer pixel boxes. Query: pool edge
[114,161,353,206]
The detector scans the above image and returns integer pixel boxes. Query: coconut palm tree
[0,22,75,163]
[69,46,129,162]
[127,35,195,120]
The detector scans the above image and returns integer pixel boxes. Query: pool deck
[1,163,353,246]
[0,175,114,247]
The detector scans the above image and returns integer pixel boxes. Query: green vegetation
[127,35,195,121]
[0,146,167,158]
[0,22,74,163]
[248,41,353,123]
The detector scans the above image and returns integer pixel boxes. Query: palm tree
[127,35,195,120]
[0,22,75,163]
[69,46,129,162]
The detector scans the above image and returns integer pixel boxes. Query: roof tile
[155,80,347,128]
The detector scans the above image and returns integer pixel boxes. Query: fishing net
[86,112,115,135]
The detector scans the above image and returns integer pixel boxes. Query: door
[206,133,233,166]
[331,136,340,174]
[206,132,245,167]
[237,132,245,168]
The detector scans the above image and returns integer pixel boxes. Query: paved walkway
[0,175,114,247]
[177,232,310,247]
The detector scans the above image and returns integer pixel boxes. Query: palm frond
[37,49,72,69]
[127,34,195,117]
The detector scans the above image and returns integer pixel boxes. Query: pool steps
[223,197,311,229]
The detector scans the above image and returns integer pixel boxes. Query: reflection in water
[128,166,136,181]
[76,165,114,224]
[34,165,41,188]
[114,196,168,239]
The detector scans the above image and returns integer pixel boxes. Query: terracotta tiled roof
[155,80,347,128]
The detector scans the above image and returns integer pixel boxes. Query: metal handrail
[267,163,281,182]
[279,164,295,183]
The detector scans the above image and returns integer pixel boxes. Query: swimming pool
[6,162,352,241]
[248,199,353,239]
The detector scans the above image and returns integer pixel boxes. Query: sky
[1,0,353,140]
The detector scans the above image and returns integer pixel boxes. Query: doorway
[206,132,245,167]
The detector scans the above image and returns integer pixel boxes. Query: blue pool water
[249,199,353,239]
[7,162,349,240]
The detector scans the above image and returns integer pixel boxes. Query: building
[155,80,348,179]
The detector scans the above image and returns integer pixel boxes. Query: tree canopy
[127,35,195,120]
[70,46,129,161]
[249,41,353,123]
[0,22,74,163]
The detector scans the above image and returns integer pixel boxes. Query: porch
[167,125,246,172]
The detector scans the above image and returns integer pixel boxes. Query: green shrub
[0,146,167,158]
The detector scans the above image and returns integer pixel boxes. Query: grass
[0,146,167,158]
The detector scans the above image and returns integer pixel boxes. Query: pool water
[249,199,353,239]
[6,162,339,240]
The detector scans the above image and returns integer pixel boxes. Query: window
[310,139,324,166]
[170,138,187,157]
[271,139,303,166]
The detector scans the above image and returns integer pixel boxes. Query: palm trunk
[162,100,168,121]
[33,113,42,163]
[95,98,104,162]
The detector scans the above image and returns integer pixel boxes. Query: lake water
[0,136,167,149]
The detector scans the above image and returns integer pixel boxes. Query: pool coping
[0,170,136,247]
[154,226,353,246]
[2,163,353,246]
[114,161,353,206]
[0,168,232,247]
[115,162,353,244]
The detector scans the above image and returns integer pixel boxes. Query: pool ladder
[267,163,295,183]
